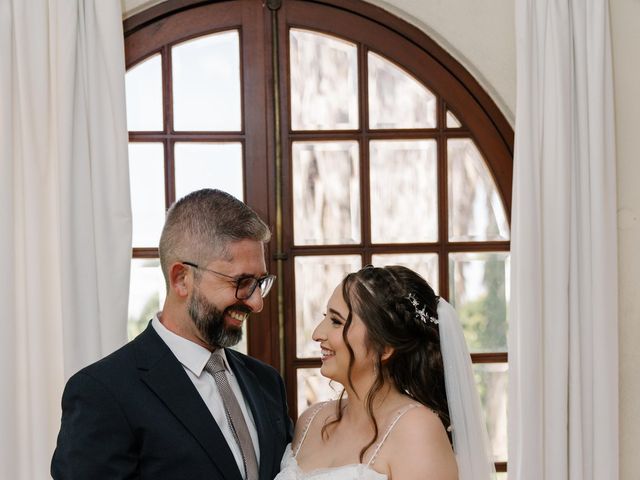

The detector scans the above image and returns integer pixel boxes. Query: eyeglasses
[181,261,276,300]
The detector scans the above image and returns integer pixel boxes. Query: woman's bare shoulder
[380,404,458,480]
[292,400,337,446]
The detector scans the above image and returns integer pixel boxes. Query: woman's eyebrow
[328,308,346,320]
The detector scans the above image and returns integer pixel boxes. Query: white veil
[437,298,496,480]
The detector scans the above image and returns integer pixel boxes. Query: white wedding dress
[274,402,417,480]
[276,299,495,480]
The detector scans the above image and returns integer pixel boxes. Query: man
[51,189,293,480]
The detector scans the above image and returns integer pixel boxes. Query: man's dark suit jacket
[51,323,293,480]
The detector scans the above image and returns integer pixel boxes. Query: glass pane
[368,51,436,129]
[297,368,341,412]
[473,363,508,462]
[371,253,439,293]
[446,110,462,128]
[295,255,362,358]
[174,143,243,201]
[496,473,507,480]
[293,142,360,245]
[290,29,358,130]
[370,140,437,243]
[128,259,166,340]
[172,31,241,131]
[448,139,510,241]
[129,143,165,248]
[126,54,163,131]
[448,252,510,352]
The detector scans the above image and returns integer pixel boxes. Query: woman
[275,265,494,480]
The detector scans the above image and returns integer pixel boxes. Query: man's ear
[169,262,191,298]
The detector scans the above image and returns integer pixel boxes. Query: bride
[275,265,495,480]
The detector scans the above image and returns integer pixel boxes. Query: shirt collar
[152,315,232,377]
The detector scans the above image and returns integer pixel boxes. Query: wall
[122,1,640,477]
[610,1,640,478]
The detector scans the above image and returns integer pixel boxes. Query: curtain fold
[0,1,131,478]
[509,0,618,479]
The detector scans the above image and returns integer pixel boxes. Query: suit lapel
[134,325,243,480]
[226,351,275,480]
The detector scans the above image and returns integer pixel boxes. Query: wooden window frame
[124,1,512,472]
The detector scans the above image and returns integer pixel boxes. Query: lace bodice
[275,444,387,480]
[274,402,418,480]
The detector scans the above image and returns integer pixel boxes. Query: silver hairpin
[406,293,438,325]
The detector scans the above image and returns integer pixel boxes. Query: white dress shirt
[152,315,260,477]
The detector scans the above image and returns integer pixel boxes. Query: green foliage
[455,255,509,439]
[458,255,507,352]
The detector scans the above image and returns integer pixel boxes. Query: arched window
[124,1,512,473]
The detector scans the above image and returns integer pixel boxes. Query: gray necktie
[205,351,259,480]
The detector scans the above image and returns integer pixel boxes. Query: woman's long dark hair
[321,265,451,461]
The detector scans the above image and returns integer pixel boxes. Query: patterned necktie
[205,351,259,480]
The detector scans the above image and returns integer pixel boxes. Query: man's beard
[187,288,244,348]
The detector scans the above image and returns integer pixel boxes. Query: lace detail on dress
[278,444,387,480]
[275,402,419,480]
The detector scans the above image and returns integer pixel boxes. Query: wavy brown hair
[321,265,451,461]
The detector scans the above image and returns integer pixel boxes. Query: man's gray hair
[159,189,270,285]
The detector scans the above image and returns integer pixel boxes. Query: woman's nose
[312,319,326,342]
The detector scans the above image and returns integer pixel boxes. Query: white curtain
[510,0,618,479]
[0,1,131,478]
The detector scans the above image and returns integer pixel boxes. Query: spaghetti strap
[292,401,329,458]
[366,403,419,467]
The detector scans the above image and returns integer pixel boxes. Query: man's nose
[243,287,264,313]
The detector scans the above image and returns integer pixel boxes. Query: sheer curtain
[510,0,618,479]
[0,1,131,478]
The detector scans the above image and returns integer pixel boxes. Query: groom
[51,189,293,479]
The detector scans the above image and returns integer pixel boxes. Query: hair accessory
[406,293,438,325]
